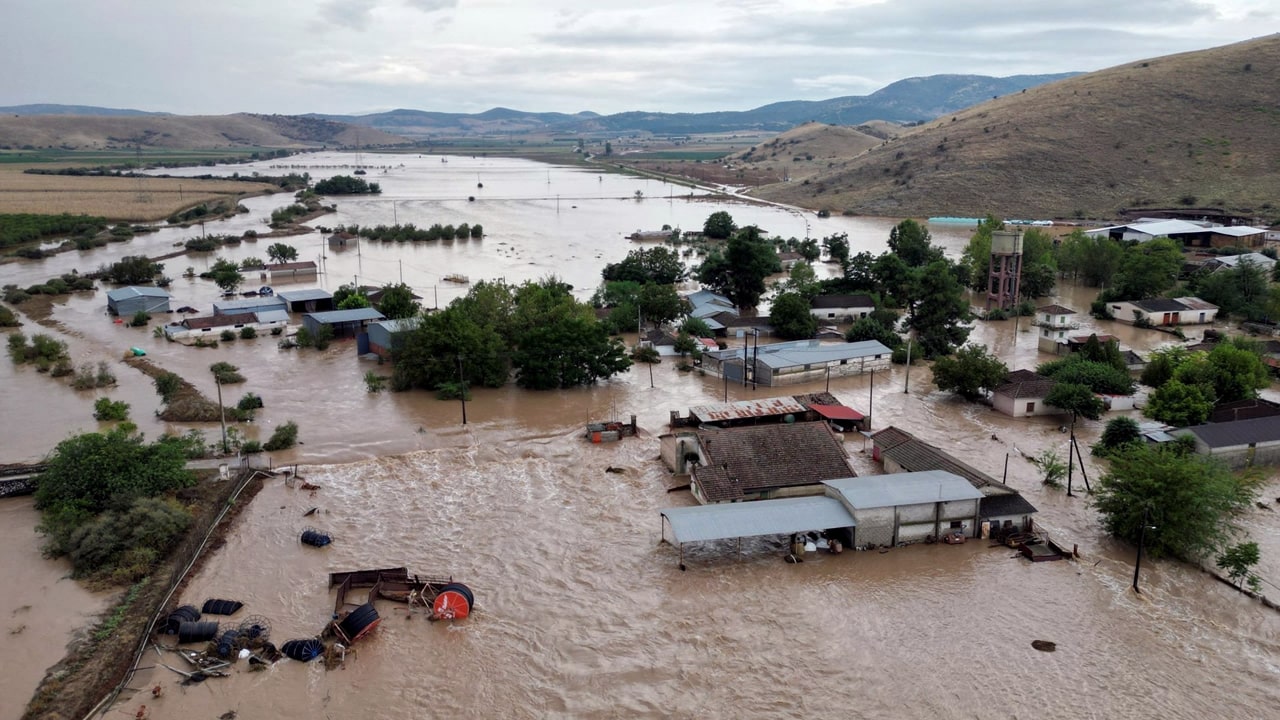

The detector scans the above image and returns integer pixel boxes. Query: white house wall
[853,507,896,548]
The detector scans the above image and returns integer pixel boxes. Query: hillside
[748,35,1280,220]
[0,113,407,151]
[310,73,1076,138]
[0,103,169,117]
[729,123,890,189]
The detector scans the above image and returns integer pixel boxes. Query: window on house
[949,521,963,529]
[840,360,847,365]
[1026,402,1035,412]
[828,313,835,319]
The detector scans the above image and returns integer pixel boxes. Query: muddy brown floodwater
[0,153,1277,717]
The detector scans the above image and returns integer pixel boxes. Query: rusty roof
[870,426,915,451]
[1036,304,1076,315]
[689,397,807,423]
[692,422,852,503]
[993,370,1056,399]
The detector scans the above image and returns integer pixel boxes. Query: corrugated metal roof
[824,471,984,509]
[689,397,807,422]
[1036,304,1076,315]
[1209,226,1267,237]
[810,294,875,309]
[255,309,290,324]
[370,317,420,333]
[1174,297,1218,311]
[266,261,317,271]
[214,296,286,313]
[278,288,333,302]
[106,286,170,300]
[980,493,1038,518]
[1182,416,1280,448]
[753,339,891,370]
[661,496,856,544]
[306,307,386,323]
[1132,298,1189,313]
[810,404,863,421]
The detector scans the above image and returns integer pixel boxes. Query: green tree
[1140,346,1189,388]
[959,214,1003,291]
[1093,443,1258,560]
[263,420,300,451]
[103,255,162,285]
[207,258,243,294]
[681,317,713,338]
[376,283,420,319]
[845,316,902,349]
[511,279,632,389]
[1216,542,1261,590]
[1035,355,1135,395]
[1145,379,1214,426]
[1093,417,1143,456]
[770,291,818,340]
[871,253,913,307]
[822,233,851,272]
[1044,382,1104,420]
[93,397,130,421]
[1112,237,1183,300]
[392,305,508,391]
[637,283,686,327]
[209,361,245,384]
[672,332,699,357]
[931,343,1008,400]
[703,211,736,240]
[906,259,970,357]
[314,175,380,194]
[1205,341,1269,403]
[602,247,686,285]
[337,290,371,310]
[798,238,820,263]
[34,425,193,554]
[888,219,943,268]
[1054,230,1123,287]
[266,243,299,264]
[695,227,781,311]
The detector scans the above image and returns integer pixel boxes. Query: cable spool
[300,527,332,547]
[237,615,272,644]
[281,638,325,662]
[337,602,381,643]
[432,582,474,620]
[176,620,219,644]
[162,605,201,635]
[216,629,241,658]
[201,598,244,616]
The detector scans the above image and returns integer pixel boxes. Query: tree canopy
[103,255,162,285]
[1093,443,1258,560]
[314,175,381,194]
[703,211,736,239]
[906,259,971,357]
[266,243,298,264]
[1036,353,1134,395]
[602,247,686,285]
[206,258,243,293]
[888,219,943,268]
[1110,237,1183,300]
[1044,382,1104,420]
[770,291,818,340]
[376,283,420,319]
[932,343,1008,400]
[695,227,781,311]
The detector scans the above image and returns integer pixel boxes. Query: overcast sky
[3,1,1273,116]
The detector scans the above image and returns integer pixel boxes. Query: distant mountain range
[308,73,1079,137]
[0,72,1078,139]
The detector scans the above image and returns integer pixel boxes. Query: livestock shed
[261,260,319,280]
[367,317,420,360]
[213,295,286,316]
[163,310,288,340]
[1175,416,1280,469]
[701,339,891,387]
[278,288,335,313]
[979,493,1038,534]
[809,294,876,323]
[822,471,984,547]
[106,286,171,316]
[302,307,386,339]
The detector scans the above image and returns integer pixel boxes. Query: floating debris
[1032,640,1057,652]
[300,527,332,548]
[201,599,243,616]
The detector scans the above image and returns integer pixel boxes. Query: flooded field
[1,153,1278,717]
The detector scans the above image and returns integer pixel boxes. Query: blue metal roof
[824,471,984,509]
[106,286,170,301]
[255,309,290,324]
[370,317,420,333]
[278,288,333,302]
[306,307,386,324]
[661,496,855,544]
[214,296,286,313]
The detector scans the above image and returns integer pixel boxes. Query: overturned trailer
[330,567,475,626]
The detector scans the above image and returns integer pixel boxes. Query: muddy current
[0,153,1277,718]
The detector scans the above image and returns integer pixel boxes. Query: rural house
[809,294,876,323]
[1107,297,1218,326]
[701,339,891,387]
[1085,220,1268,249]
[106,286,171,316]
[1175,416,1280,469]
[261,260,319,281]
[1034,304,1078,353]
[213,295,287,316]
[992,370,1058,418]
[163,310,288,340]
[660,421,854,504]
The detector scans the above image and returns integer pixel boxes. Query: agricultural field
[0,163,276,221]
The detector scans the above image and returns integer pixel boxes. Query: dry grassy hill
[729,122,894,203]
[750,34,1280,221]
[0,113,407,150]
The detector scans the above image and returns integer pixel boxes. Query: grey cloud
[402,0,458,12]
[318,0,379,30]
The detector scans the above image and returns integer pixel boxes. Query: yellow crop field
[0,167,276,221]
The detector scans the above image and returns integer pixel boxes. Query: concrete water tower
[986,229,1023,311]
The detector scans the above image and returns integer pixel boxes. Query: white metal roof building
[822,471,984,548]
[702,339,893,387]
[106,286,171,316]
[1085,220,1267,248]
[659,496,856,568]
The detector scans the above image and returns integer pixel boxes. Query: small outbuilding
[302,307,386,339]
[213,295,287,316]
[822,471,984,547]
[367,317,420,359]
[809,294,876,323]
[991,370,1058,418]
[106,286,171,316]
[261,261,319,280]
[278,288,335,314]
[1107,297,1219,326]
[1175,416,1280,469]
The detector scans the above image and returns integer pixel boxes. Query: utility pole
[456,355,468,425]
[1133,506,1155,594]
[867,365,875,431]
[903,339,912,393]
[1066,412,1077,497]
[215,374,228,454]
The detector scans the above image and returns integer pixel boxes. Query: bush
[239,326,257,339]
[50,358,73,377]
[0,304,20,327]
[220,329,236,341]
[237,392,264,411]
[154,371,182,403]
[632,345,660,363]
[130,310,150,327]
[65,497,192,581]
[295,326,314,348]
[210,361,245,384]
[240,440,263,454]
[92,397,130,421]
[263,420,299,451]
[313,324,333,350]
[364,371,388,393]
[158,429,208,459]
[72,362,115,390]
[435,381,471,401]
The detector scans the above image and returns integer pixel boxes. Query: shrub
[71,362,114,390]
[435,381,471,401]
[239,326,257,339]
[270,326,284,336]
[158,429,208,459]
[92,397,130,421]
[263,420,299,451]
[220,329,236,341]
[364,371,388,393]
[66,497,192,581]
[1034,449,1067,488]
[130,310,150,327]
[50,358,73,377]
[210,361,245,384]
[313,324,333,350]
[237,392,264,411]
[295,326,314,348]
[241,440,263,454]
[154,371,182,403]
[632,346,660,363]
